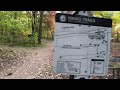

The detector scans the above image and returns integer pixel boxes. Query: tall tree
[38,11,43,44]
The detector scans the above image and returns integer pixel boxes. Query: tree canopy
[0,11,55,46]
[1,11,120,46]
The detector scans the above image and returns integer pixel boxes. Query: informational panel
[53,13,112,76]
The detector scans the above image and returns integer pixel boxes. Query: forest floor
[0,40,68,79]
[0,40,120,79]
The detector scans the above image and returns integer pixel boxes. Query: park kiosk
[53,11,112,79]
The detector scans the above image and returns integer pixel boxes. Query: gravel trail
[0,40,55,79]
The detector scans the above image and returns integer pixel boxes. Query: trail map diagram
[53,13,112,76]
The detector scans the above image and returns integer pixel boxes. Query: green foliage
[0,11,53,47]
[93,11,114,19]
[93,11,120,41]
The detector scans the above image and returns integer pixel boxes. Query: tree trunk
[38,11,43,44]
[32,11,37,35]
[32,20,34,35]
[32,11,35,36]
[117,31,119,42]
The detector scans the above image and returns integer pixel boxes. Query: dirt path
[0,40,54,79]
[1,41,119,79]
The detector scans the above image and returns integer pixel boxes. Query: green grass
[0,40,46,48]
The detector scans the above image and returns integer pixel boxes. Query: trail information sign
[53,13,112,76]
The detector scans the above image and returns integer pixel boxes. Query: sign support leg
[69,75,74,79]
[69,75,91,79]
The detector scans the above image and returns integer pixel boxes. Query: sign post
[53,11,112,79]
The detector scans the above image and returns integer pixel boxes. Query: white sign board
[53,13,112,76]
